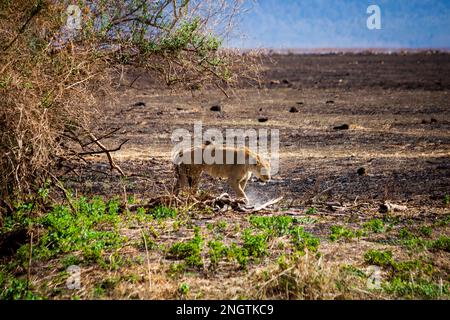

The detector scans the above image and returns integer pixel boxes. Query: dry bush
[250,253,371,300]
[0,1,108,213]
[0,0,261,219]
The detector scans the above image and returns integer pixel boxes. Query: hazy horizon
[224,0,450,49]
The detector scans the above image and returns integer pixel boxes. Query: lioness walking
[173,145,271,203]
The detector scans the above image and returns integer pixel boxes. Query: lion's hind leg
[229,178,249,204]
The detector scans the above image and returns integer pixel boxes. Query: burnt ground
[69,53,450,207]
[29,53,450,299]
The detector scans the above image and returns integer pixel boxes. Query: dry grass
[0,0,262,219]
[0,0,110,213]
[249,252,370,300]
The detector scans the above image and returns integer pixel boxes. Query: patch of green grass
[340,265,367,278]
[290,226,320,253]
[29,197,126,264]
[383,277,448,299]
[249,215,295,236]
[0,270,40,300]
[363,219,385,233]
[397,228,428,250]
[207,240,229,268]
[168,263,187,278]
[216,220,227,232]
[430,236,450,252]
[228,244,249,269]
[391,260,434,280]
[151,205,177,219]
[419,225,432,237]
[329,225,357,242]
[364,249,394,267]
[434,214,450,227]
[178,283,190,296]
[242,229,269,258]
[443,194,450,206]
[168,227,203,267]
[305,207,317,215]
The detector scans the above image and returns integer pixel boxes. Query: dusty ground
[72,53,450,206]
[18,53,450,299]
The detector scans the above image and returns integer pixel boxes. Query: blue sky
[226,0,450,48]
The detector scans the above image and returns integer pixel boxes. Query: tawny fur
[173,145,270,203]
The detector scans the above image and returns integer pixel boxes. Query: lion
[173,145,271,203]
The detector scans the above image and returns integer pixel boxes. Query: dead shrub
[0,0,261,220]
[251,252,370,300]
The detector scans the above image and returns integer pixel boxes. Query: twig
[78,139,129,155]
[26,232,33,289]
[85,132,126,176]
[4,0,43,51]
[141,228,152,294]
[81,127,123,147]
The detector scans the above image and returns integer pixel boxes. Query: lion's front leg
[229,178,249,204]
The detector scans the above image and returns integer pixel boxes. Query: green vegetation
[290,226,320,253]
[363,219,385,233]
[1,191,448,300]
[0,270,40,300]
[430,236,450,252]
[151,205,177,219]
[207,240,229,268]
[364,249,394,267]
[363,248,447,299]
[168,227,203,267]
[444,194,450,206]
[35,197,126,263]
[242,229,269,258]
[329,225,360,242]
[419,225,433,237]
[383,278,448,299]
[178,283,190,296]
[249,215,295,236]
[305,207,317,215]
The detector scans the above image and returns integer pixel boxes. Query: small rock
[282,79,290,84]
[333,124,349,130]
[176,107,184,111]
[421,119,428,124]
[259,108,263,112]
[326,202,343,211]
[379,202,407,213]
[270,80,281,85]
[289,106,299,113]
[357,167,366,176]
[326,100,335,104]
[296,102,304,105]
[210,105,222,112]
[258,117,269,123]
[133,102,146,107]
[430,118,437,123]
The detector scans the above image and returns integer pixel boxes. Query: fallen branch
[85,132,126,176]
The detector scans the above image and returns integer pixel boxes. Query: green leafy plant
[208,240,229,268]
[34,197,125,263]
[383,277,449,299]
[249,215,294,236]
[290,226,320,253]
[178,283,190,296]
[430,236,450,252]
[364,249,394,267]
[305,207,317,215]
[151,205,177,219]
[329,225,356,242]
[363,219,385,233]
[242,229,269,258]
[168,227,203,267]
